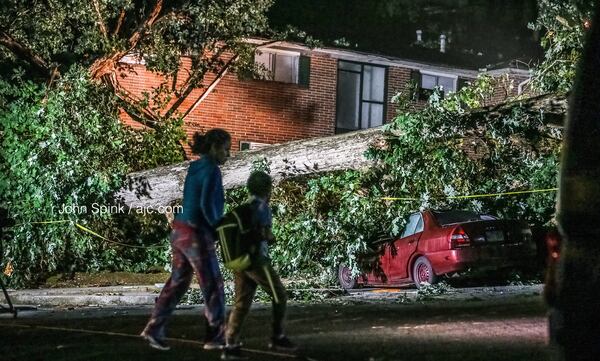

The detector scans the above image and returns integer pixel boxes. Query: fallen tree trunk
[117,93,567,210]
[118,127,386,209]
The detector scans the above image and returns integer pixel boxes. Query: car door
[364,242,392,286]
[387,213,424,282]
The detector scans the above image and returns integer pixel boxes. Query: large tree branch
[181,54,238,119]
[92,0,109,41]
[127,0,164,49]
[90,0,165,80]
[119,101,160,128]
[117,127,385,209]
[471,92,568,126]
[0,31,51,76]
[102,71,161,125]
[164,45,229,119]
[112,9,126,36]
[88,1,166,128]
[165,40,280,119]
[173,41,224,96]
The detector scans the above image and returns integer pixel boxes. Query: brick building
[117,39,531,154]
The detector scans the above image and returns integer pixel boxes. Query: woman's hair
[247,171,272,198]
[191,129,231,155]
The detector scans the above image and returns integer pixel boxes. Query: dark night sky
[268,0,542,69]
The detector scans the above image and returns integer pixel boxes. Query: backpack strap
[217,223,237,263]
[234,203,255,234]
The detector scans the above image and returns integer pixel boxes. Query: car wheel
[337,263,358,290]
[412,256,438,288]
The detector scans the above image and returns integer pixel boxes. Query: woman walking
[141,129,231,351]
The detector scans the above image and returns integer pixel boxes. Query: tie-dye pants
[143,221,225,342]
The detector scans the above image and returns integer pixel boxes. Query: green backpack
[216,203,259,271]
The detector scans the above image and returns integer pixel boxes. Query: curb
[7,286,161,307]
[4,284,543,308]
[6,285,346,308]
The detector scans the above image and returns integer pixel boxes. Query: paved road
[1,286,556,361]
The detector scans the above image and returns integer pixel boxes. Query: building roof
[249,39,532,79]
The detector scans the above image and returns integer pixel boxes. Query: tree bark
[0,31,51,76]
[471,92,568,126]
[117,127,385,209]
[117,93,568,210]
[554,3,600,359]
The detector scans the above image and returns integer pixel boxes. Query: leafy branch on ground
[416,281,453,301]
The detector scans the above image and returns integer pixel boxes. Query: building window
[412,70,457,99]
[255,49,311,86]
[336,60,387,133]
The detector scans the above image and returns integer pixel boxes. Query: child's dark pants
[226,262,287,344]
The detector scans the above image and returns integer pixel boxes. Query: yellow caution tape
[13,220,167,249]
[10,187,560,249]
[74,223,110,241]
[74,223,167,249]
[381,187,558,201]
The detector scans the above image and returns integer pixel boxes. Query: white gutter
[517,78,531,95]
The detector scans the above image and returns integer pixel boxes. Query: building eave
[247,38,531,79]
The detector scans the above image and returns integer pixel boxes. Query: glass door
[336,61,387,133]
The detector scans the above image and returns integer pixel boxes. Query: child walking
[221,171,296,360]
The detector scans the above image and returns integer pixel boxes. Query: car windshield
[432,210,483,225]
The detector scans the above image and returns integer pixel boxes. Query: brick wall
[386,66,412,121]
[118,54,338,154]
[487,73,531,106]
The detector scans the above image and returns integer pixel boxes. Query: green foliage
[0,67,121,285]
[0,0,567,289]
[530,0,596,93]
[371,77,560,225]
[0,0,276,287]
[416,281,452,301]
[0,67,171,287]
[0,0,108,63]
[269,172,387,281]
[251,157,272,174]
[0,0,274,79]
[124,117,186,172]
[254,77,561,282]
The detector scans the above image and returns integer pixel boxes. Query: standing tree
[554,1,600,359]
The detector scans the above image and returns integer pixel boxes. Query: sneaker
[204,324,225,350]
[220,345,248,360]
[140,331,170,351]
[204,340,226,350]
[268,335,297,352]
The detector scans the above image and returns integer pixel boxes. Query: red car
[338,209,535,289]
